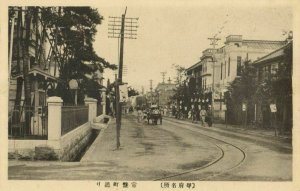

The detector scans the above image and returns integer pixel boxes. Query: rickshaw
[147,105,162,125]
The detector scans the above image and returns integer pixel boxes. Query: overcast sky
[93,2,292,92]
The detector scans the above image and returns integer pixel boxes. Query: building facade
[154,82,176,108]
[252,41,292,131]
[186,35,286,120]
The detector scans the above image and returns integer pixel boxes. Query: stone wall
[60,122,92,161]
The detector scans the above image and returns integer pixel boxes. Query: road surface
[8,114,292,180]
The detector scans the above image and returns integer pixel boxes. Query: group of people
[134,104,213,127]
[173,105,213,127]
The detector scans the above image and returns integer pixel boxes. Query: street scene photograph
[6,1,294,184]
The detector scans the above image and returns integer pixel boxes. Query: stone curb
[164,116,291,142]
[164,117,292,151]
[80,116,113,162]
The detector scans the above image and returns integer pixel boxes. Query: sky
[93,2,292,92]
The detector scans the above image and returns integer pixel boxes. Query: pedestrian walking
[188,110,192,119]
[200,106,207,126]
[191,105,196,123]
[137,107,143,123]
[206,105,213,127]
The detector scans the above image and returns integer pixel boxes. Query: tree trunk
[13,7,24,125]
[23,8,32,135]
[34,8,39,67]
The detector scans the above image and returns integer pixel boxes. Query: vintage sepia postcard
[0,0,299,191]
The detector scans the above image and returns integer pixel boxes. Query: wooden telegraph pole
[108,7,138,149]
[208,36,220,123]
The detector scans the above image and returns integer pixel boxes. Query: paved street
[8,114,292,180]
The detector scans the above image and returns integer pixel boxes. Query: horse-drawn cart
[146,105,162,125]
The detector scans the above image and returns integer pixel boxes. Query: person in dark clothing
[206,105,213,127]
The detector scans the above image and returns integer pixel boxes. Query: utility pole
[150,79,153,92]
[168,77,171,84]
[161,72,166,84]
[208,36,220,123]
[108,7,138,149]
[149,79,154,105]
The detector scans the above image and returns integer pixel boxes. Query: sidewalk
[164,116,292,148]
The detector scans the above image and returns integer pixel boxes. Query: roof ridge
[243,39,285,43]
[253,42,291,64]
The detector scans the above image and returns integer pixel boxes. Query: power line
[150,79,153,92]
[207,36,220,124]
[208,37,220,49]
[108,15,138,39]
[108,7,138,150]
[161,72,166,84]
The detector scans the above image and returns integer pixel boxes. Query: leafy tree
[255,43,292,131]
[172,64,186,84]
[40,7,117,103]
[9,7,23,125]
[9,7,116,134]
[170,64,193,113]
[128,86,139,97]
[226,60,257,124]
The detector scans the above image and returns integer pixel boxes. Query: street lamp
[69,79,79,105]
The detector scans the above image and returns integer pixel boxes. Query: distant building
[155,82,176,108]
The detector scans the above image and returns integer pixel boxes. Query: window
[228,57,230,76]
[221,63,223,80]
[263,66,270,80]
[237,56,242,76]
[271,63,278,75]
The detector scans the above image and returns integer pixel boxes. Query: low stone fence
[8,97,100,161]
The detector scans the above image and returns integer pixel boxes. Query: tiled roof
[253,41,292,65]
[243,40,286,49]
[156,83,176,91]
[186,60,202,72]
